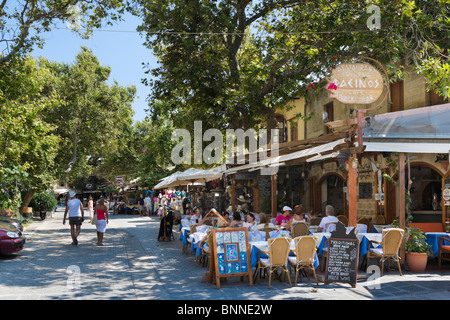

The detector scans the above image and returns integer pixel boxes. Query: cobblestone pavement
[0,207,449,300]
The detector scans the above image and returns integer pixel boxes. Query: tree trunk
[19,189,36,216]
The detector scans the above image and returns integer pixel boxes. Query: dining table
[313,232,383,257]
[424,232,450,258]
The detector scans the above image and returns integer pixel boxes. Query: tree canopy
[135,0,449,133]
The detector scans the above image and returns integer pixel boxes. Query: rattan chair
[291,221,309,238]
[357,217,372,234]
[324,222,337,233]
[337,215,348,226]
[366,228,404,276]
[199,229,212,268]
[288,236,319,286]
[374,215,386,225]
[185,224,198,255]
[310,217,322,226]
[438,235,450,269]
[263,227,276,241]
[257,237,292,289]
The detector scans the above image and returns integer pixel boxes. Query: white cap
[283,206,292,212]
[69,191,76,198]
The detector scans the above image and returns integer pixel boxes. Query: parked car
[0,216,23,231]
[0,222,25,255]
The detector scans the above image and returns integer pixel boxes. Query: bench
[409,222,444,232]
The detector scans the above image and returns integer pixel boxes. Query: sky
[32,13,156,123]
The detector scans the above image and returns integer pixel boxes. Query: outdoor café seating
[366,228,404,276]
[291,221,309,238]
[256,237,292,289]
[288,236,319,286]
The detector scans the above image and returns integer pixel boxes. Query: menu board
[209,227,253,289]
[324,222,360,288]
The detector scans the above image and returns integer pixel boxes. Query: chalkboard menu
[209,227,253,289]
[324,222,360,288]
[258,176,271,197]
[359,182,372,199]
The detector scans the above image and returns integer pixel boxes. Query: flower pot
[406,252,428,272]
[0,209,13,217]
[22,207,33,218]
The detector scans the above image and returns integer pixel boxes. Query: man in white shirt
[317,205,339,232]
[63,191,85,245]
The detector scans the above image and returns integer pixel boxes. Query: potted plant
[405,226,432,272]
[30,192,58,220]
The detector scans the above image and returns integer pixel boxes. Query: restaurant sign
[329,63,384,104]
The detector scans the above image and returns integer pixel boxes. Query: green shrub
[30,192,58,212]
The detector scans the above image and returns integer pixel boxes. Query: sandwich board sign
[209,227,253,289]
[324,222,360,288]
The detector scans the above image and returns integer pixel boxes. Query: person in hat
[63,191,85,245]
[275,206,292,227]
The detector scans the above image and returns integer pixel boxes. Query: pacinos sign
[329,63,384,104]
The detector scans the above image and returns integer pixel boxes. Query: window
[275,114,286,143]
[390,80,404,112]
[427,87,447,106]
[323,102,334,134]
[290,120,298,141]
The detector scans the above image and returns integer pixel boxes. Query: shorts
[69,217,83,226]
[96,220,107,233]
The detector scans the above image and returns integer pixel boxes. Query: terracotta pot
[406,252,428,272]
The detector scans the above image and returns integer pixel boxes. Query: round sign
[443,188,450,201]
[329,63,384,104]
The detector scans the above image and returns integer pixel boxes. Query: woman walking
[91,198,109,245]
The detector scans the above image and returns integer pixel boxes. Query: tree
[0,55,60,213]
[0,0,127,64]
[135,0,449,136]
[39,47,136,183]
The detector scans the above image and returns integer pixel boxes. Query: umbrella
[153,171,183,190]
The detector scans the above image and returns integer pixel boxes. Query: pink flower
[310,82,314,88]
[327,83,338,90]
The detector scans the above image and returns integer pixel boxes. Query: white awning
[363,142,450,154]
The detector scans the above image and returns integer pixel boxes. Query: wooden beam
[231,175,236,213]
[348,153,357,227]
[271,174,277,217]
[398,152,406,263]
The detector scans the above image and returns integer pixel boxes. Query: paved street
[1,207,449,300]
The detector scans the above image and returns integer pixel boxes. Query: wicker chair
[337,215,348,226]
[291,221,309,238]
[357,217,372,234]
[324,222,337,233]
[263,227,276,241]
[288,236,319,286]
[438,235,450,269]
[199,229,212,268]
[310,217,322,226]
[374,215,386,225]
[366,228,404,276]
[185,224,198,255]
[257,237,292,289]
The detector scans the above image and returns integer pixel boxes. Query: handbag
[91,212,98,225]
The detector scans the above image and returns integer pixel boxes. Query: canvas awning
[225,138,347,174]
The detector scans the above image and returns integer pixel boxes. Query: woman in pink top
[91,198,109,245]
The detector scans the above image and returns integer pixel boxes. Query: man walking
[63,191,85,245]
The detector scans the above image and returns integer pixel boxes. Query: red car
[0,222,25,254]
